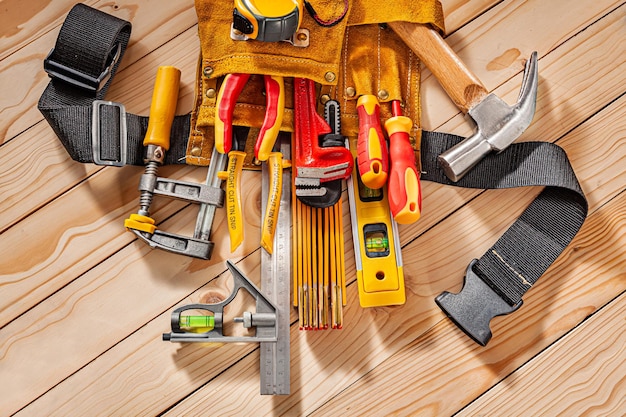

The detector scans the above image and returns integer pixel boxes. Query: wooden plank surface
[1,0,624,416]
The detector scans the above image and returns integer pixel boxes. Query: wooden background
[1,0,624,415]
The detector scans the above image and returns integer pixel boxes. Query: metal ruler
[260,134,291,395]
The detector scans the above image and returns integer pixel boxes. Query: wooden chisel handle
[389,21,488,113]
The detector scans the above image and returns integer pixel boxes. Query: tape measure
[233,0,303,42]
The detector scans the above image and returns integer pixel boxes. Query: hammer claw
[516,51,539,129]
[439,52,539,182]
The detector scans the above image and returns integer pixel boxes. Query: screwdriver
[384,100,421,224]
[356,95,389,190]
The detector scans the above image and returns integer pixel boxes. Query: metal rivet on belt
[345,87,356,97]
[205,88,216,98]
[190,147,202,157]
[203,66,214,77]
[324,71,336,83]
[378,89,390,100]
[320,94,331,104]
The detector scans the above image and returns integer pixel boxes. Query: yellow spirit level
[233,0,303,42]
[347,137,406,308]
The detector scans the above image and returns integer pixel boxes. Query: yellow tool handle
[143,66,181,149]
[260,152,283,254]
[218,151,246,252]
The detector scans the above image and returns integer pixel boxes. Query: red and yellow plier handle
[215,73,286,252]
[215,73,285,161]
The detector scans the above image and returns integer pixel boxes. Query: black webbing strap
[421,131,588,345]
[39,5,587,346]
[38,4,189,166]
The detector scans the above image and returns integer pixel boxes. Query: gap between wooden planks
[1,0,621,327]
[1,0,617,232]
[458,292,626,416]
[142,74,626,417]
[13,41,626,417]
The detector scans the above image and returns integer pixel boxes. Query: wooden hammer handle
[389,21,488,113]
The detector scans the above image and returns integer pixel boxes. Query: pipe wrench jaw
[293,81,352,207]
[294,149,352,207]
[296,178,343,207]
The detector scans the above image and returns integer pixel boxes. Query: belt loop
[92,100,128,166]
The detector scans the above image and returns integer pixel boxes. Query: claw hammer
[389,22,539,182]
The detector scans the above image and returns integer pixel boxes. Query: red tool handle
[254,75,285,161]
[357,95,389,189]
[385,101,421,224]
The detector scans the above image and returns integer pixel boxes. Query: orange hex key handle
[356,94,389,189]
[384,100,421,224]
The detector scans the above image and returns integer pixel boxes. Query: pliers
[215,73,285,161]
[215,74,286,252]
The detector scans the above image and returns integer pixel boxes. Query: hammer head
[438,52,539,182]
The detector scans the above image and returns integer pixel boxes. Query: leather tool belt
[38,3,587,345]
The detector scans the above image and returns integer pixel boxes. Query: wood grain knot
[200,291,227,304]
[487,48,522,71]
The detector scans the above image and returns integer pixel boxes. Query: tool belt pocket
[188,0,444,167]
[337,0,444,140]
[189,0,350,166]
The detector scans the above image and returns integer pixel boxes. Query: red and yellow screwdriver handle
[384,101,421,224]
[356,95,389,190]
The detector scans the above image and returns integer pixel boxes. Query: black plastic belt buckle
[44,43,121,93]
[436,259,523,346]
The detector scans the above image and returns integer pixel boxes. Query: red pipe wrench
[215,73,285,161]
[293,77,353,204]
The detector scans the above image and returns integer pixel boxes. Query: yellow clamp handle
[143,66,181,150]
